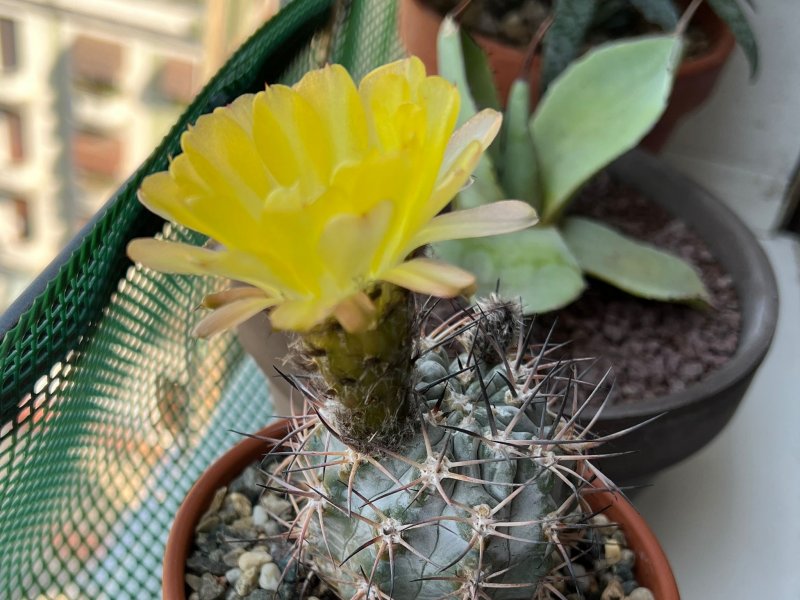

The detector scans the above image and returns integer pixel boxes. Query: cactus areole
[128,58,613,598]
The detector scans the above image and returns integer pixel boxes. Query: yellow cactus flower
[127,57,536,335]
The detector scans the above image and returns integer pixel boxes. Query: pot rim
[592,150,779,422]
[163,419,291,600]
[402,0,735,78]
[163,419,680,599]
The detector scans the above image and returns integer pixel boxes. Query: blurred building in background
[0,0,278,311]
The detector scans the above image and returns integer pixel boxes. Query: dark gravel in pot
[534,173,741,404]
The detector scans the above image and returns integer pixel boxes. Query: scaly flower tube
[127,57,537,335]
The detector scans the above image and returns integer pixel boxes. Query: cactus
[266,294,616,599]
[126,57,623,599]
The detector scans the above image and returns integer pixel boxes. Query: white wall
[663,0,800,234]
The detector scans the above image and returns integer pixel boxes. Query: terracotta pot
[163,420,680,599]
[163,420,291,600]
[398,0,735,151]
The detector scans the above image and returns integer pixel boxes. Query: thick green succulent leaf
[435,14,500,123]
[500,79,541,210]
[461,27,503,165]
[541,0,597,91]
[630,0,679,30]
[706,0,758,76]
[561,216,711,304]
[435,228,586,314]
[460,28,501,113]
[531,34,682,223]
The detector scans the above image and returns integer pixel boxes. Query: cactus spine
[271,290,612,599]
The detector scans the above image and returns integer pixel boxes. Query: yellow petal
[252,85,331,191]
[333,292,377,333]
[269,298,337,332]
[181,122,273,219]
[322,156,415,275]
[138,174,201,229]
[439,109,502,180]
[359,57,427,105]
[362,76,420,153]
[388,74,461,237]
[417,75,460,171]
[192,296,278,338]
[127,239,284,295]
[225,93,256,131]
[293,64,368,165]
[419,75,460,129]
[423,111,504,220]
[140,159,261,251]
[128,238,214,275]
[201,286,274,309]
[317,200,394,284]
[359,57,437,153]
[258,186,346,295]
[251,87,301,187]
[406,201,538,251]
[424,140,483,218]
[380,258,476,298]
[182,103,272,208]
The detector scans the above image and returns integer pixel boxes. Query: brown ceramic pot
[398,0,735,151]
[163,420,680,599]
[588,150,777,485]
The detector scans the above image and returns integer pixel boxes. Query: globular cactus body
[274,300,601,599]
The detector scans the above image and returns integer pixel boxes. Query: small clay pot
[163,420,680,599]
[163,420,291,600]
[398,0,735,151]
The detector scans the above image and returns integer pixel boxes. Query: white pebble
[234,566,258,596]
[605,539,622,565]
[184,573,201,591]
[260,494,292,518]
[591,513,616,536]
[628,588,655,600]
[224,492,253,518]
[208,486,228,514]
[222,547,244,567]
[262,520,281,536]
[238,550,272,571]
[601,578,625,600]
[225,568,241,584]
[258,562,281,591]
[230,516,253,532]
[619,548,636,567]
[252,505,268,527]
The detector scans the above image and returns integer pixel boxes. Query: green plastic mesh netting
[0,1,403,597]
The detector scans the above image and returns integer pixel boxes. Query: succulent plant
[269,295,618,599]
[127,57,628,598]
[432,7,713,314]
[432,0,758,89]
